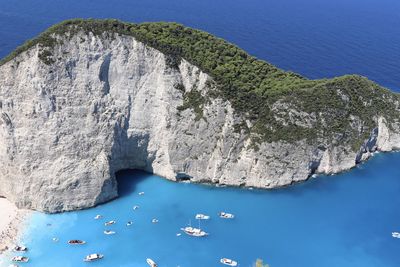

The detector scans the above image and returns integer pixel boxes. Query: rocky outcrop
[0,31,399,212]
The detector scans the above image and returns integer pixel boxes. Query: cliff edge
[1,19,399,212]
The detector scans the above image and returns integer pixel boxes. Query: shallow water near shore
[0,152,398,267]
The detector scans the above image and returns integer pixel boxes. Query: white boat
[8,264,19,267]
[195,214,210,220]
[13,245,28,252]
[68,239,86,245]
[181,226,208,237]
[11,256,29,263]
[52,237,59,242]
[83,253,104,262]
[126,221,133,226]
[133,205,140,210]
[152,219,159,223]
[392,232,400,238]
[181,219,208,237]
[139,192,145,196]
[104,230,116,235]
[94,215,103,220]
[176,233,182,236]
[146,258,158,267]
[219,212,234,219]
[104,220,116,226]
[220,258,238,266]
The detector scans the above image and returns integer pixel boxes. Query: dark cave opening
[115,169,152,198]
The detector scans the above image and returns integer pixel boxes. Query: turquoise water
[2,152,399,267]
[1,0,400,266]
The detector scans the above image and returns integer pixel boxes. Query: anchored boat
[68,240,86,245]
[13,246,28,252]
[220,258,238,266]
[146,258,158,267]
[11,256,29,263]
[104,220,116,226]
[104,230,116,235]
[195,214,210,220]
[83,254,104,262]
[181,220,208,237]
[219,212,235,219]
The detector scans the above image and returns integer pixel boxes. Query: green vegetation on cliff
[1,19,399,149]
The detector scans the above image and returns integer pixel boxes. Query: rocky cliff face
[1,31,399,212]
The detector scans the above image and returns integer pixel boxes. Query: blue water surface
[5,152,400,267]
[0,0,399,91]
[0,0,400,266]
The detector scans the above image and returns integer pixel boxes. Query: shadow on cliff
[116,169,152,198]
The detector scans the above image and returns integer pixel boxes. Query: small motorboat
[68,240,86,245]
[139,192,145,196]
[152,219,159,223]
[392,232,400,238]
[83,253,104,262]
[133,205,140,210]
[94,215,103,220]
[13,245,28,252]
[146,258,157,267]
[8,264,19,267]
[180,226,208,237]
[220,258,238,266]
[126,221,133,226]
[104,230,116,235]
[176,233,182,236]
[52,237,59,242]
[219,212,234,219]
[195,214,210,220]
[104,220,116,226]
[11,256,29,263]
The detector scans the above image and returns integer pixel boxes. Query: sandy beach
[0,198,29,254]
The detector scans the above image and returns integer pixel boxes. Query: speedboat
[52,237,59,242]
[68,240,86,245]
[152,219,159,223]
[104,230,116,235]
[220,258,238,266]
[11,256,29,263]
[219,212,234,219]
[94,215,103,220]
[133,205,140,210]
[104,220,116,226]
[83,254,104,262]
[146,258,157,267]
[176,233,182,236]
[195,214,210,220]
[139,192,145,195]
[126,221,133,226]
[392,232,400,238]
[13,245,28,252]
[180,226,208,237]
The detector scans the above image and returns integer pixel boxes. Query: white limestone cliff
[0,32,399,212]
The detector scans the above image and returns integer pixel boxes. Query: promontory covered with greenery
[1,19,399,150]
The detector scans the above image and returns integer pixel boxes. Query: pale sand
[0,198,30,254]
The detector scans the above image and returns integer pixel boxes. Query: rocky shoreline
[0,198,30,255]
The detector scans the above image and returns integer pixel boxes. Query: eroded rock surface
[1,32,399,212]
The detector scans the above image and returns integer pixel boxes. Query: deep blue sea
[0,0,399,266]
